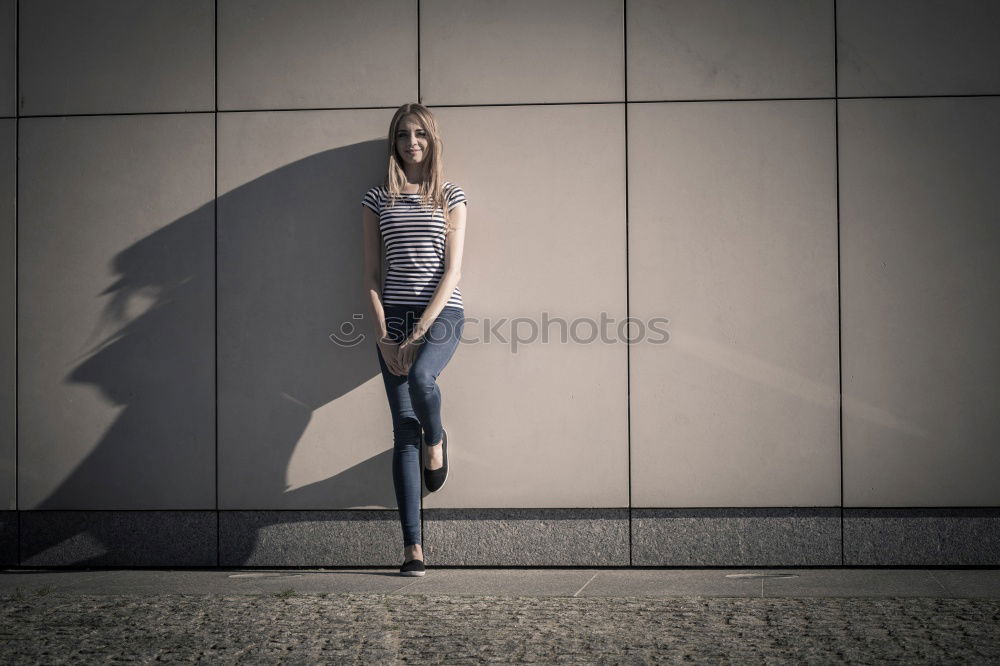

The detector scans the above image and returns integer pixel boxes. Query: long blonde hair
[383,103,456,235]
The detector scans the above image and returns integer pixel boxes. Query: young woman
[361,103,468,577]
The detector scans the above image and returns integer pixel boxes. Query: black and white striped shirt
[362,182,467,309]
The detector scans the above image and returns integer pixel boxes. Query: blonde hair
[382,103,457,235]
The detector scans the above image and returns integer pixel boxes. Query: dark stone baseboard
[0,511,16,565]
[4,508,999,567]
[422,508,630,566]
[844,508,1000,565]
[632,508,842,566]
[18,510,216,567]
[219,510,399,566]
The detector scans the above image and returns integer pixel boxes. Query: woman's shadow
[26,139,411,565]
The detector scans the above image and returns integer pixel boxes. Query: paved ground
[2,568,1000,664]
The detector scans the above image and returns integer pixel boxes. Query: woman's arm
[362,205,389,341]
[363,205,407,374]
[405,201,467,343]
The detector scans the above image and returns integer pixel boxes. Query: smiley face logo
[328,313,366,347]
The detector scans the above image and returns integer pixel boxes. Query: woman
[361,102,468,577]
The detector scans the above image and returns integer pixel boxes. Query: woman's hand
[396,323,428,374]
[377,338,406,376]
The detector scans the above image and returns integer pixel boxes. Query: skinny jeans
[376,303,465,547]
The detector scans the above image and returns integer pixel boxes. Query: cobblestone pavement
[2,591,999,664]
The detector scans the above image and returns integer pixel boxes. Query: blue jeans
[376,303,465,547]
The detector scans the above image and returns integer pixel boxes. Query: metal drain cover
[724,573,799,579]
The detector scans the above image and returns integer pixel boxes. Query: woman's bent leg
[408,308,464,447]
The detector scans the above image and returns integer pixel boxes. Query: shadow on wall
[25,138,403,565]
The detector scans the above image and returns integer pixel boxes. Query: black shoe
[424,428,449,493]
[400,558,425,576]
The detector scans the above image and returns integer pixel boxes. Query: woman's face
[396,115,429,167]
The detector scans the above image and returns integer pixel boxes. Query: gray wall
[3,0,999,567]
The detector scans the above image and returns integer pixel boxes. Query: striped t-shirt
[362,182,467,309]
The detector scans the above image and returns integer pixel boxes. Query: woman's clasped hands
[378,323,427,376]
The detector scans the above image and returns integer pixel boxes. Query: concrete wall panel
[0,119,12,509]
[17,113,215,509]
[838,0,1000,97]
[0,0,14,117]
[19,0,214,116]
[628,0,835,101]
[218,0,417,111]
[217,108,397,510]
[840,97,1000,506]
[629,100,840,507]
[423,104,628,508]
[421,0,623,105]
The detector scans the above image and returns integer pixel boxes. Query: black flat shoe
[424,428,449,493]
[399,558,425,576]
